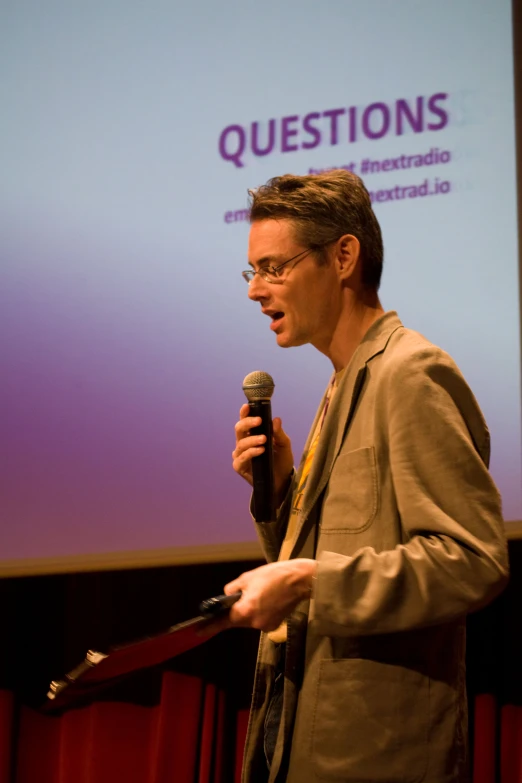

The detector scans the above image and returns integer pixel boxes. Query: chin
[275,332,306,349]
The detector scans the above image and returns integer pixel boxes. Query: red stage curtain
[0,673,244,783]
[472,694,522,783]
[1,685,521,782]
[0,690,14,782]
[500,705,522,783]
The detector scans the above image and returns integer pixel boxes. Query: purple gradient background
[1,222,328,561]
[2,232,252,558]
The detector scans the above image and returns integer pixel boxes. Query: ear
[335,234,360,281]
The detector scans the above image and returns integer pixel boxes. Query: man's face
[246,219,340,349]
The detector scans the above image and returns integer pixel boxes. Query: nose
[247,272,269,302]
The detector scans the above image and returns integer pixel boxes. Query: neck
[315,290,385,372]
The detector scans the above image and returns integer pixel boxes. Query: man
[226,170,508,783]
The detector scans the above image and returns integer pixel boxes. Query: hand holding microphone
[232,371,294,521]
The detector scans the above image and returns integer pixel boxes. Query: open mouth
[270,312,285,330]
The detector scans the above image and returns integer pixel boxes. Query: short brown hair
[248,170,383,290]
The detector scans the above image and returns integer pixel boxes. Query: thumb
[224,577,242,595]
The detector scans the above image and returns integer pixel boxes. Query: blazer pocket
[321,446,377,532]
[310,658,429,782]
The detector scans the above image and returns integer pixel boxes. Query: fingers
[233,410,293,492]
[272,417,290,447]
[231,434,266,476]
[223,565,285,631]
[232,433,266,458]
[225,588,263,629]
[234,412,262,443]
[223,576,254,628]
[227,601,255,628]
[232,407,266,482]
[226,590,281,632]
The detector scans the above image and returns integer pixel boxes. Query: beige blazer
[242,312,508,783]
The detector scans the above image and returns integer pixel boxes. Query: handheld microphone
[242,370,275,523]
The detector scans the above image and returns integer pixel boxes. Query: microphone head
[242,370,275,401]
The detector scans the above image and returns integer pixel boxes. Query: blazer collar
[347,309,403,367]
[287,311,403,556]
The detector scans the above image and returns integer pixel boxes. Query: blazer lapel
[295,363,367,533]
[286,311,404,558]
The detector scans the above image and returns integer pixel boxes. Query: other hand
[223,559,317,632]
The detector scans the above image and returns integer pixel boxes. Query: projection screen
[1,0,521,575]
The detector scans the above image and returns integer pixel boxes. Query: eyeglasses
[242,248,316,285]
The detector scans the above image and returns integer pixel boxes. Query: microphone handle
[249,399,275,522]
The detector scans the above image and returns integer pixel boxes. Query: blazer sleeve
[312,346,509,636]
[251,472,296,563]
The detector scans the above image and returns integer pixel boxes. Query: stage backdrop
[1,0,520,575]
